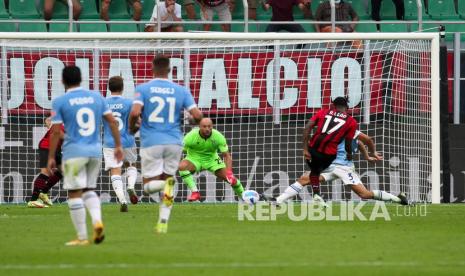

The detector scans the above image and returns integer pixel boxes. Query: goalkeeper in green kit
[179,118,245,202]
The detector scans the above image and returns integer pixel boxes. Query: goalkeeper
[179,118,244,202]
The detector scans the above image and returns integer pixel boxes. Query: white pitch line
[1,261,465,270]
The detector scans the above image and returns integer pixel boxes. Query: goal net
[0,33,440,204]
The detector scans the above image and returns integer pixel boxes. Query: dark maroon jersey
[39,125,65,150]
[308,109,358,155]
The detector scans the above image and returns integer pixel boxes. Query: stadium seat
[256,3,271,21]
[140,0,155,20]
[232,0,244,20]
[458,0,465,19]
[355,23,377,32]
[302,23,316,32]
[49,21,77,32]
[109,21,139,32]
[345,0,370,19]
[0,22,17,32]
[378,0,398,20]
[80,0,100,19]
[0,0,9,18]
[404,0,429,20]
[108,0,130,19]
[427,0,459,20]
[19,22,48,32]
[183,21,201,32]
[9,0,41,19]
[380,22,408,32]
[39,0,68,19]
[79,21,108,32]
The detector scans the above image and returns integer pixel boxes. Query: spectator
[197,0,234,32]
[101,0,142,21]
[247,0,257,20]
[44,0,81,21]
[262,0,309,33]
[314,0,358,33]
[145,0,183,32]
[182,0,197,20]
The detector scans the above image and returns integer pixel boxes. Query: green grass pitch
[0,203,464,275]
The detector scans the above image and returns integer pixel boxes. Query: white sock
[159,202,172,224]
[67,198,87,240]
[82,191,102,225]
[373,190,401,203]
[126,166,137,190]
[276,182,303,204]
[144,180,165,194]
[111,175,127,204]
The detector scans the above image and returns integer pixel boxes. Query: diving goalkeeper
[179,118,245,202]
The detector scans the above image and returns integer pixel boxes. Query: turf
[0,203,464,275]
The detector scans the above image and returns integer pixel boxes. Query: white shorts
[63,157,101,190]
[103,147,138,170]
[140,144,183,178]
[321,164,361,185]
[201,2,232,21]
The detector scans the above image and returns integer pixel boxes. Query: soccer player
[103,76,139,212]
[27,116,64,208]
[276,131,410,205]
[304,96,358,204]
[179,118,245,202]
[129,56,202,234]
[48,66,123,246]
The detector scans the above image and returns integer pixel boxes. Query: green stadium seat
[427,0,459,20]
[140,0,155,20]
[19,22,47,32]
[458,1,465,19]
[0,22,17,32]
[183,21,201,32]
[404,0,429,20]
[232,0,244,20]
[40,0,68,19]
[0,0,9,18]
[355,23,377,32]
[9,0,41,19]
[311,0,325,14]
[109,21,139,32]
[49,21,77,32]
[79,21,108,32]
[256,3,271,21]
[302,23,316,32]
[378,0,397,19]
[293,5,304,20]
[380,22,408,32]
[79,0,100,19]
[108,0,130,19]
[345,0,370,19]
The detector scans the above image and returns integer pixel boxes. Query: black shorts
[306,148,336,175]
[39,148,62,168]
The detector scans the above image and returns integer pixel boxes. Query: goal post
[0,32,441,204]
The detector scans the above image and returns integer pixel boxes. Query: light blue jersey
[103,95,135,148]
[51,87,111,160]
[134,79,196,148]
[332,130,361,167]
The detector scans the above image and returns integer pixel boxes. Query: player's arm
[104,113,124,162]
[303,119,316,159]
[187,107,203,125]
[358,132,383,161]
[47,124,62,172]
[129,103,142,134]
[344,120,357,161]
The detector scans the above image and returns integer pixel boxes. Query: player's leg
[214,165,244,198]
[40,151,64,206]
[28,149,52,208]
[83,158,105,244]
[155,145,183,234]
[178,158,200,201]
[62,158,91,246]
[125,147,138,204]
[104,147,127,211]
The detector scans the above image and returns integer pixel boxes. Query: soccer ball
[242,190,260,205]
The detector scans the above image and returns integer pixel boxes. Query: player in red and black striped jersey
[27,117,65,208]
[303,97,358,200]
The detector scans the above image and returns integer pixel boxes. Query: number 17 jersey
[309,109,358,155]
[134,79,196,148]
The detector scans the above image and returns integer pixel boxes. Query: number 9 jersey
[51,87,111,160]
[134,79,196,148]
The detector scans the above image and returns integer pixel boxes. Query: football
[242,190,260,205]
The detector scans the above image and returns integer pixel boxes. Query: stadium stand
[381,22,409,32]
[404,0,429,19]
[19,21,48,32]
[49,21,77,32]
[109,20,139,32]
[428,0,459,20]
[0,0,9,18]
[9,0,41,19]
[79,21,108,32]
[107,0,131,19]
[40,0,69,19]
[80,0,100,19]
[0,22,17,32]
[140,0,155,20]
